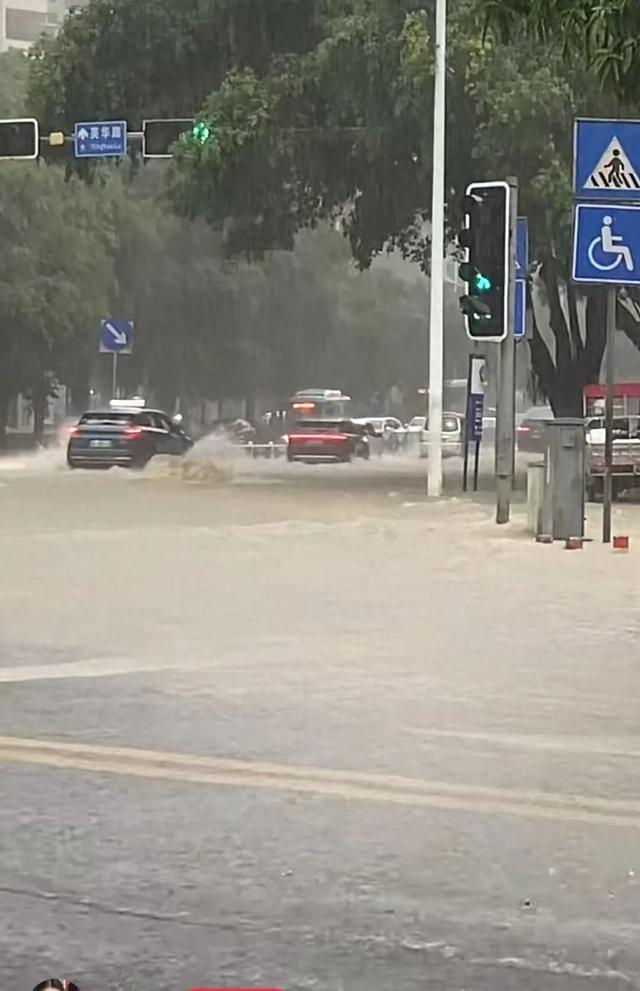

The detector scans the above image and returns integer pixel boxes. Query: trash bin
[526,461,546,536]
[545,418,586,540]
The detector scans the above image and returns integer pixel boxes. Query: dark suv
[67,408,193,469]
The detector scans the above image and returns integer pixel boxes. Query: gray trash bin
[544,418,586,540]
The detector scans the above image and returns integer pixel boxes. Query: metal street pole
[496,176,518,524]
[112,352,118,399]
[603,286,616,543]
[427,0,446,497]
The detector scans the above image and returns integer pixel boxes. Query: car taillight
[289,433,348,443]
[517,425,530,434]
[67,426,80,437]
[124,426,143,439]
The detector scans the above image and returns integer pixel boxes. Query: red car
[286,419,370,463]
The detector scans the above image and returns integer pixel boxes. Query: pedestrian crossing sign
[583,137,640,192]
[575,118,640,201]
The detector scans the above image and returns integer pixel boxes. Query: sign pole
[462,352,473,492]
[603,287,616,543]
[426,0,446,498]
[112,352,118,399]
[473,438,481,492]
[496,176,518,524]
[462,438,469,492]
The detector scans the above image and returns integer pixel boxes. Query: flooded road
[1,454,640,990]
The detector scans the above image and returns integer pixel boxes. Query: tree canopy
[486,0,640,99]
[24,0,640,417]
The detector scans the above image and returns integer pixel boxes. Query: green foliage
[486,0,640,98]
[28,0,324,131]
[25,0,640,416]
[0,50,30,116]
[0,163,114,432]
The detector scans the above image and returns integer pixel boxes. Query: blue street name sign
[574,118,640,200]
[75,120,127,159]
[514,279,526,340]
[516,217,529,277]
[99,318,134,354]
[572,203,640,286]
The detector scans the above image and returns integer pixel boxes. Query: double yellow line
[1,735,638,829]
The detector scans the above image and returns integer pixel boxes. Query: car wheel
[340,452,353,464]
[130,450,151,470]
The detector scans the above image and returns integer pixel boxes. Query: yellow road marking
[0,735,638,829]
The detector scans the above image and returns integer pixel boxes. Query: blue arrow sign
[572,203,640,285]
[516,217,529,277]
[514,280,526,340]
[99,318,133,354]
[574,118,640,200]
[75,120,127,159]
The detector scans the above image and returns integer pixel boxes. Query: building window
[6,8,48,44]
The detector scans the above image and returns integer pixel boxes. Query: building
[0,0,82,52]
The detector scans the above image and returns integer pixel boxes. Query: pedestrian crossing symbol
[584,137,640,192]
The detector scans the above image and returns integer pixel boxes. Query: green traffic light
[192,120,211,145]
[473,272,492,293]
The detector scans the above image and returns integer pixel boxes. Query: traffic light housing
[0,118,39,160]
[458,180,511,342]
[142,118,195,159]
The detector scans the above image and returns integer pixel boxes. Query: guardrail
[240,442,287,459]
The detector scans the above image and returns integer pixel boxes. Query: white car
[352,417,406,452]
[352,416,404,436]
[409,412,465,458]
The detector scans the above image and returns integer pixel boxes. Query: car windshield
[79,412,136,426]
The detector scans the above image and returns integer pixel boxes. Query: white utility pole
[427,0,447,497]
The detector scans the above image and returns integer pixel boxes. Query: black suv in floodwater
[67,404,193,469]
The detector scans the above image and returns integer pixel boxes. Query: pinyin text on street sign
[75,121,127,159]
[516,217,529,277]
[99,318,134,354]
[574,119,640,199]
[572,203,640,285]
[466,355,487,443]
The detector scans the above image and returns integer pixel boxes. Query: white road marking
[0,657,199,683]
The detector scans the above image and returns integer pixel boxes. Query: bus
[285,389,352,429]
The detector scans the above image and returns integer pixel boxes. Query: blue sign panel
[75,120,127,159]
[466,355,487,443]
[467,394,484,443]
[574,118,640,200]
[99,318,134,354]
[514,280,526,340]
[516,217,529,277]
[572,203,640,285]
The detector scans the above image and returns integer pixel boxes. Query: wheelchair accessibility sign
[572,203,640,285]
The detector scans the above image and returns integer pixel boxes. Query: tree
[30,0,632,415]
[0,165,114,440]
[28,0,323,133]
[165,0,625,413]
[0,50,30,116]
[486,0,640,100]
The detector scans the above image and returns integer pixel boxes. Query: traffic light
[458,180,511,341]
[142,118,195,159]
[0,118,39,160]
[191,120,211,146]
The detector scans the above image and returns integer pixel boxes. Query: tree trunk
[31,379,48,443]
[529,268,606,417]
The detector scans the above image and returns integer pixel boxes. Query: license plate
[90,439,113,448]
